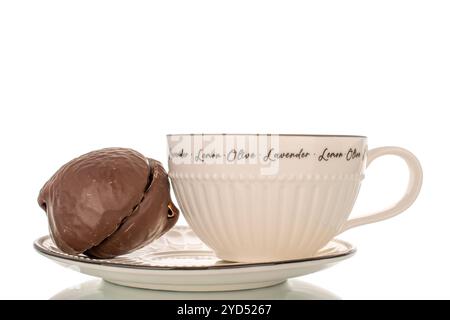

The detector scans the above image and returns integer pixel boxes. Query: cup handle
[339,146,423,233]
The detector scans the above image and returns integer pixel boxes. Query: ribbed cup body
[168,134,367,262]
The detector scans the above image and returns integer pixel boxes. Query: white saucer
[51,279,341,299]
[34,226,356,292]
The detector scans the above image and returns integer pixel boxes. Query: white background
[0,1,449,299]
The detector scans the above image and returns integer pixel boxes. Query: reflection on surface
[51,279,340,300]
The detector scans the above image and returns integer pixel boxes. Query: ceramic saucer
[51,279,341,299]
[34,226,356,292]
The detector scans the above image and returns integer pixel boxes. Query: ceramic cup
[167,134,422,263]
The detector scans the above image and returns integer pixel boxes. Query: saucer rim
[33,235,356,271]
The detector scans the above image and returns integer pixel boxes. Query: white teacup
[167,134,422,263]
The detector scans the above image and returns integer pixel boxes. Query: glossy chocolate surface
[38,148,178,258]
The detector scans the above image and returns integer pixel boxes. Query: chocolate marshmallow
[38,148,179,258]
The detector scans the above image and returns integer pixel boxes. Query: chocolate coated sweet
[38,148,179,258]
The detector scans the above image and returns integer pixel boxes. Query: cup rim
[167,133,367,138]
